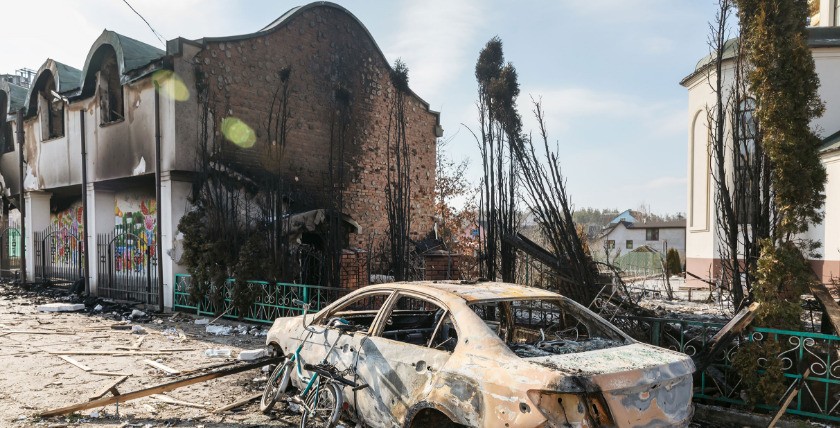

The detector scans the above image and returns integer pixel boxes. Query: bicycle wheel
[299,381,342,428]
[260,359,292,413]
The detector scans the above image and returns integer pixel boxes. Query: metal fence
[615,316,840,423]
[96,230,158,305]
[173,274,351,324]
[34,225,83,284]
[0,222,21,279]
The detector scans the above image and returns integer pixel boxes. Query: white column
[23,191,51,281]
[87,189,115,295]
[160,172,191,309]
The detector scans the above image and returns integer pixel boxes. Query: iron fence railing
[614,316,840,423]
[173,274,351,324]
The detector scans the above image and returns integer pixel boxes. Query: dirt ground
[0,282,299,427]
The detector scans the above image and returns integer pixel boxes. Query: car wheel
[410,408,461,428]
[260,359,292,413]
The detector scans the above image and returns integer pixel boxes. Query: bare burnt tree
[385,60,412,281]
[474,37,520,282]
[325,78,353,287]
[511,98,600,305]
[264,66,294,277]
[706,0,775,309]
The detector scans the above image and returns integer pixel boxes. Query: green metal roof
[820,128,840,154]
[1,82,27,114]
[682,27,840,86]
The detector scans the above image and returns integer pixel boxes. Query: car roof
[362,281,561,303]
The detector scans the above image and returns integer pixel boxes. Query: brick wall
[191,4,438,249]
[424,251,461,281]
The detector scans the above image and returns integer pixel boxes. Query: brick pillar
[339,248,369,289]
[423,251,460,281]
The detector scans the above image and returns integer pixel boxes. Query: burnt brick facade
[188,3,438,248]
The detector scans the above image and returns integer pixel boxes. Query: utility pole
[15,108,25,284]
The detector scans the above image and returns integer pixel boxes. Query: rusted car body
[265,282,695,427]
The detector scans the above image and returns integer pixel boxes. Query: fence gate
[34,225,83,284]
[0,222,21,279]
[97,230,158,304]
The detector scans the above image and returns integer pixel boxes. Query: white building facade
[682,1,840,285]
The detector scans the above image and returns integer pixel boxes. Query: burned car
[265,282,694,427]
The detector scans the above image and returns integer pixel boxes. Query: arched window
[0,93,12,153]
[98,49,124,124]
[735,98,758,225]
[39,75,64,139]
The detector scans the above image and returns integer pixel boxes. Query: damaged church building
[0,2,441,309]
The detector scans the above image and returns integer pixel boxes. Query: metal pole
[80,109,91,295]
[153,82,164,311]
[15,109,25,283]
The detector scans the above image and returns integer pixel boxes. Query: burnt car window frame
[371,291,460,352]
[313,290,396,334]
[468,297,631,344]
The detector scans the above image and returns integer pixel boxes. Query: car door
[293,290,396,427]
[354,292,456,427]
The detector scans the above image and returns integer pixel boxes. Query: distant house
[593,219,686,266]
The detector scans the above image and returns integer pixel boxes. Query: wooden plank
[4,330,75,335]
[47,350,191,356]
[693,302,760,372]
[90,371,132,377]
[58,355,92,372]
[767,368,810,428]
[88,376,128,401]
[151,394,206,408]
[213,393,262,413]
[38,356,282,417]
[144,359,180,375]
[808,282,840,335]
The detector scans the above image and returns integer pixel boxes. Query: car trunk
[526,343,695,427]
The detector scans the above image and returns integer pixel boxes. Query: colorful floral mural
[49,201,84,265]
[114,192,157,273]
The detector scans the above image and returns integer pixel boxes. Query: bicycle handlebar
[302,363,366,389]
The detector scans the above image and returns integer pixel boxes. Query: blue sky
[1,0,719,214]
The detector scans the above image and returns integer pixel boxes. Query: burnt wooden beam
[501,233,575,283]
[808,282,840,336]
[39,356,281,418]
[693,302,760,372]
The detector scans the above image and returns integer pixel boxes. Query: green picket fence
[173,274,350,324]
[613,316,840,423]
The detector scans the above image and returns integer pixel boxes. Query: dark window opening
[0,94,12,153]
[646,228,659,241]
[99,51,124,124]
[319,291,391,333]
[625,240,633,249]
[39,78,64,139]
[0,120,12,154]
[606,240,615,249]
[380,295,457,352]
[470,299,628,358]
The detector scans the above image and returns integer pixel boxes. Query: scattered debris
[151,394,206,409]
[768,368,811,428]
[237,348,267,361]
[37,303,85,312]
[38,357,281,417]
[205,325,232,335]
[130,309,147,319]
[213,393,262,413]
[144,359,180,375]
[88,375,128,401]
[93,305,103,312]
[204,349,232,358]
[57,355,92,372]
[131,325,147,334]
[194,318,209,325]
[693,302,760,372]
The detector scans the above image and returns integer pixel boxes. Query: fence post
[41,234,46,282]
[146,243,152,305]
[651,319,661,347]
